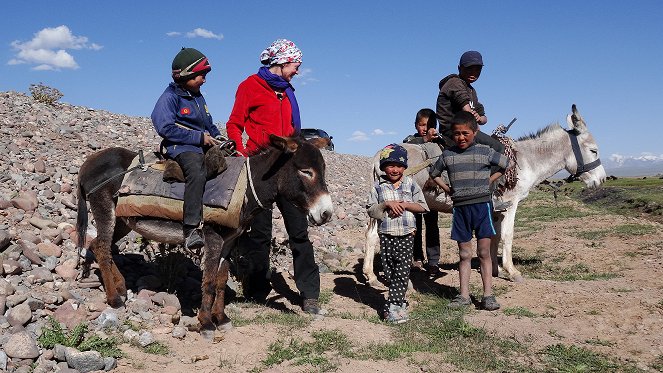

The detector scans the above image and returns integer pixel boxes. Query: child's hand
[384,200,405,217]
[203,133,216,146]
[423,128,439,143]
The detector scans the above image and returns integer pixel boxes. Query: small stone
[172,326,187,339]
[66,349,105,373]
[7,303,32,326]
[11,191,38,211]
[3,330,40,359]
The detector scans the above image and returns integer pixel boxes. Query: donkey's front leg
[499,207,524,282]
[211,258,232,330]
[362,218,380,286]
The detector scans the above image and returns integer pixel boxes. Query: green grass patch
[142,341,169,355]
[573,229,611,240]
[516,204,594,223]
[38,317,124,358]
[585,338,615,347]
[503,307,537,318]
[515,259,620,282]
[260,329,353,372]
[319,289,333,305]
[650,355,663,371]
[541,344,638,372]
[578,178,663,222]
[613,223,657,237]
[230,310,311,328]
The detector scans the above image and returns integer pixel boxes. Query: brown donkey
[76,135,333,338]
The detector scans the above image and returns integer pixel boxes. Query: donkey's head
[268,135,333,225]
[565,104,606,188]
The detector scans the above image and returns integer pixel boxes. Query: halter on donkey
[362,104,606,285]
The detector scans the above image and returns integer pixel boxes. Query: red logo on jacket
[180,107,191,115]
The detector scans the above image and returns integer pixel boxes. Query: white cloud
[9,25,101,70]
[348,131,369,142]
[294,67,318,86]
[371,129,396,136]
[166,31,182,37]
[186,28,224,40]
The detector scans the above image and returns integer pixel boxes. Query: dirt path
[112,197,663,372]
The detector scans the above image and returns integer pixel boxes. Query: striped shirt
[366,175,428,236]
[430,143,509,206]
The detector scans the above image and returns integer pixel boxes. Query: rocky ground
[0,91,374,372]
[1,91,662,373]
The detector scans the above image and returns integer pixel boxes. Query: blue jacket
[151,83,221,158]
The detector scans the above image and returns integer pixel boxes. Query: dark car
[300,128,334,151]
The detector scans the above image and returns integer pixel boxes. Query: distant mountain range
[604,156,663,177]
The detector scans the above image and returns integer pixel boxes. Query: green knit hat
[172,47,211,81]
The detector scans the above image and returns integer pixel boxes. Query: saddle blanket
[115,152,248,229]
[118,152,245,208]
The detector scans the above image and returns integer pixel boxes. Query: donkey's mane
[516,123,563,141]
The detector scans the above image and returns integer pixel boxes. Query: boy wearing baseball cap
[436,50,510,211]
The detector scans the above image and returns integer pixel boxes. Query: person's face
[451,123,477,149]
[458,65,482,84]
[415,117,430,137]
[280,62,301,82]
[184,73,207,93]
[383,163,406,183]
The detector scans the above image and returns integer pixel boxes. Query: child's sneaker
[481,295,500,311]
[448,295,472,309]
[385,304,407,324]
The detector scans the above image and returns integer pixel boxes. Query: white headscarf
[259,39,302,66]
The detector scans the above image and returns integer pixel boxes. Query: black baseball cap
[459,51,483,67]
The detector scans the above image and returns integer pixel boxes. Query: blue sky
[2,1,662,170]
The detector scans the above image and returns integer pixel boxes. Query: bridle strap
[568,130,601,177]
[246,157,265,209]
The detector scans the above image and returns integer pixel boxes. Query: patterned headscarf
[259,39,303,66]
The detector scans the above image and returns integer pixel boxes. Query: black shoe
[302,298,327,316]
[184,228,204,250]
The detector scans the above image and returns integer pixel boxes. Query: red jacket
[226,74,294,156]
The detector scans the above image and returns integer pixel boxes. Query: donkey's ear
[269,134,300,153]
[308,137,330,149]
[566,104,587,132]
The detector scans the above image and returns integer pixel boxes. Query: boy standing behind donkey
[429,111,509,311]
[367,144,429,323]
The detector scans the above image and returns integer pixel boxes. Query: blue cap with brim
[459,51,483,67]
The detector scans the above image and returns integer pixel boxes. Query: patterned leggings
[379,233,413,311]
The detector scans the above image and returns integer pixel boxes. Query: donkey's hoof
[108,297,124,309]
[217,321,233,332]
[200,329,215,341]
[366,277,380,287]
[512,274,525,283]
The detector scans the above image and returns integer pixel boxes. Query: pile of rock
[0,91,375,371]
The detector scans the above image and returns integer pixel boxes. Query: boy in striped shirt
[429,111,509,311]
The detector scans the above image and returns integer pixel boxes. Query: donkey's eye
[299,169,314,179]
